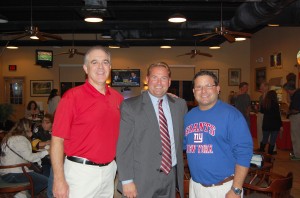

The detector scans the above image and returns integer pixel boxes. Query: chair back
[0,163,34,197]
[243,171,293,198]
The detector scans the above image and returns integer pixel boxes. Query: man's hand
[53,178,69,198]
[122,182,138,198]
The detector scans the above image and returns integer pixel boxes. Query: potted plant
[0,103,14,131]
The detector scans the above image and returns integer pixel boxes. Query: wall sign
[8,65,17,71]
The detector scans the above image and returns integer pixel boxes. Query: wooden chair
[0,163,34,197]
[243,171,293,198]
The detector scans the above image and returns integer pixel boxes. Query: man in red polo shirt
[51,46,123,198]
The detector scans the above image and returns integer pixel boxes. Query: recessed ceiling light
[6,46,19,49]
[235,37,246,41]
[168,13,186,23]
[209,46,221,49]
[268,24,279,27]
[109,45,120,49]
[160,46,172,49]
[30,35,39,40]
[84,17,103,23]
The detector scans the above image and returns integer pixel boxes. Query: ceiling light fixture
[235,37,246,41]
[84,16,103,23]
[209,46,221,49]
[30,35,39,40]
[0,14,8,23]
[160,46,172,49]
[268,24,279,27]
[168,13,186,23]
[6,46,19,49]
[109,45,120,49]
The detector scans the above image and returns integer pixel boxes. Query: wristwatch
[231,186,242,195]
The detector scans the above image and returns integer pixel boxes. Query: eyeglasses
[194,84,216,91]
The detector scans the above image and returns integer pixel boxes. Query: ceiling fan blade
[223,33,235,43]
[75,52,85,56]
[227,30,252,37]
[193,32,214,37]
[197,52,213,57]
[2,31,27,35]
[177,52,192,57]
[40,32,63,40]
[36,32,47,41]
[55,52,70,56]
[198,34,217,43]
[69,53,74,58]
[10,33,28,41]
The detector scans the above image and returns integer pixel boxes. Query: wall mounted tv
[35,49,53,68]
[111,69,141,87]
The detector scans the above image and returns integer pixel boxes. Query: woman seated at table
[25,100,40,119]
[0,118,49,196]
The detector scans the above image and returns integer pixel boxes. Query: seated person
[31,114,53,177]
[0,118,49,197]
[113,71,123,82]
[129,72,139,83]
[25,100,40,119]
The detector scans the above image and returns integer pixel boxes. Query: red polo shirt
[52,81,123,163]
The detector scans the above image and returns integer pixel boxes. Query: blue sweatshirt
[183,100,253,185]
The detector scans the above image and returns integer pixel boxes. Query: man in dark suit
[117,62,187,198]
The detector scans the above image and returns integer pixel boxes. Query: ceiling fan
[55,35,85,58]
[55,33,85,58]
[177,41,213,58]
[193,2,252,43]
[2,0,62,41]
[177,49,213,58]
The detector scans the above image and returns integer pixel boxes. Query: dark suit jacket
[116,91,187,198]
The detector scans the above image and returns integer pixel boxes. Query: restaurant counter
[250,113,292,150]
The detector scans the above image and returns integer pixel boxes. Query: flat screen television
[35,49,53,68]
[111,69,141,87]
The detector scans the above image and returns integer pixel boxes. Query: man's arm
[226,164,249,198]
[51,136,69,198]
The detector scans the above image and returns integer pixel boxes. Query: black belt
[67,156,111,167]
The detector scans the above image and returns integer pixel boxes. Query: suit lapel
[142,91,160,131]
[167,95,180,152]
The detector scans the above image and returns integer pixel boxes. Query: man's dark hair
[193,70,219,87]
[239,82,248,88]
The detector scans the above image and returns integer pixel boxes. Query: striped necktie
[158,99,172,174]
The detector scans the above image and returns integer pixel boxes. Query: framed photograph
[270,52,282,68]
[30,80,53,97]
[200,69,219,80]
[255,67,266,91]
[228,68,241,86]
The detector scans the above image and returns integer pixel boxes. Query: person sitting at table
[259,90,283,155]
[31,113,53,176]
[0,118,49,197]
[25,100,40,119]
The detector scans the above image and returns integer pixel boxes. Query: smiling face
[146,66,171,98]
[83,48,111,89]
[193,75,220,110]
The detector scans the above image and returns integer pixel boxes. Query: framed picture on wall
[255,67,266,91]
[228,68,241,86]
[30,80,53,97]
[200,69,219,80]
[270,52,282,68]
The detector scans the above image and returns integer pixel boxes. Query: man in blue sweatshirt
[184,70,253,197]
